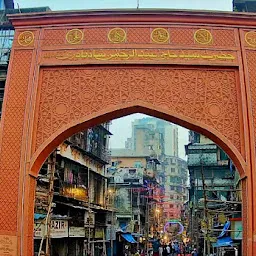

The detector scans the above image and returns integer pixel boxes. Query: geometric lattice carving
[0,50,33,232]
[35,67,241,153]
[246,51,256,138]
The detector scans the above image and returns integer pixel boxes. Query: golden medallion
[151,28,169,44]
[18,31,34,46]
[245,31,256,47]
[108,28,126,43]
[194,29,212,45]
[66,29,84,45]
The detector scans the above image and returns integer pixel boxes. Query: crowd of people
[152,239,197,256]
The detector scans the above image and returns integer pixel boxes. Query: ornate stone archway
[0,10,256,255]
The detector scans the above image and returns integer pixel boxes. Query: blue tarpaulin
[218,221,231,238]
[121,233,137,243]
[34,213,46,220]
[212,237,233,247]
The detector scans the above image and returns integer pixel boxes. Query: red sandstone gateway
[0,9,256,255]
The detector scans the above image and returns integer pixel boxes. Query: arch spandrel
[34,67,242,154]
[30,66,246,177]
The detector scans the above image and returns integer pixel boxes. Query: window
[129,168,136,175]
[171,168,176,173]
[169,204,174,208]
[220,149,229,161]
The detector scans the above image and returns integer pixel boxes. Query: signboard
[69,226,85,237]
[95,227,104,239]
[110,168,143,184]
[51,220,68,238]
[85,227,94,239]
[0,235,17,256]
[85,212,95,226]
[106,226,116,241]
[34,220,68,238]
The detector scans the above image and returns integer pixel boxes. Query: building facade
[186,131,242,255]
[107,149,161,254]
[125,117,188,223]
[233,0,256,12]
[34,123,115,256]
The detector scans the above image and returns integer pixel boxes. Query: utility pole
[87,167,91,256]
[38,151,56,256]
[145,196,149,256]
[137,189,140,250]
[110,181,116,256]
[201,162,211,256]
[137,0,140,9]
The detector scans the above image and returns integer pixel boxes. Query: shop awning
[212,237,233,248]
[121,233,137,243]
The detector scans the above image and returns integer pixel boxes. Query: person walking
[191,248,198,256]
[166,244,171,256]
[153,239,161,256]
[162,245,168,256]
[159,245,163,256]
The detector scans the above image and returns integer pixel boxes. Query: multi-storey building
[126,117,178,157]
[107,148,160,254]
[34,123,115,256]
[233,0,256,12]
[0,1,51,115]
[160,156,188,220]
[125,117,188,222]
[186,131,242,255]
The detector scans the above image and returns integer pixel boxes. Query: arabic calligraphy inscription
[108,28,126,43]
[245,31,256,47]
[151,28,169,43]
[66,29,84,44]
[42,49,236,64]
[0,235,17,256]
[18,31,34,46]
[194,29,212,45]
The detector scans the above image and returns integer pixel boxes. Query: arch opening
[33,110,244,256]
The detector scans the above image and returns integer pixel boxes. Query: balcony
[86,144,111,164]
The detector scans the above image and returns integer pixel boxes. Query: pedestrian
[153,239,161,256]
[159,245,163,256]
[191,248,198,256]
[162,245,168,256]
[166,244,171,256]
[173,242,179,256]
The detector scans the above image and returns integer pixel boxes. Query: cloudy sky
[15,0,233,159]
